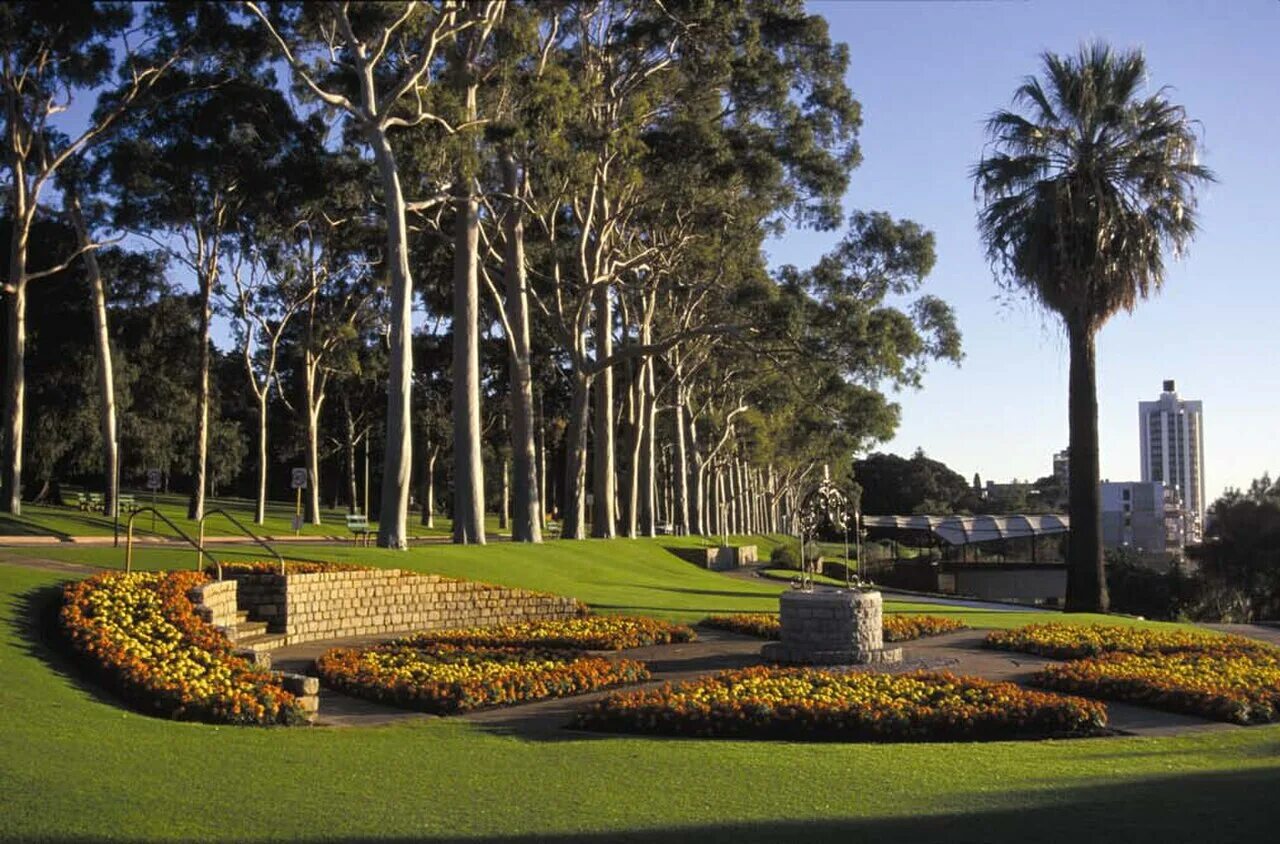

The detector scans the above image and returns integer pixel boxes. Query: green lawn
[1,556,1278,842]
[0,489,486,540]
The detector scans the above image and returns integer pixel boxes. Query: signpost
[291,468,308,535]
[146,468,162,531]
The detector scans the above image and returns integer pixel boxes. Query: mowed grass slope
[2,561,1279,843]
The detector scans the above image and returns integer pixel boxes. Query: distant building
[1052,448,1069,485]
[1100,481,1190,557]
[1139,380,1205,541]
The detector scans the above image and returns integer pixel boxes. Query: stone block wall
[761,588,902,665]
[218,569,583,645]
[189,580,239,628]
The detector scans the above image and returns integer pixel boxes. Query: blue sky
[766,0,1280,500]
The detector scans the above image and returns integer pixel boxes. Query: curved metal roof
[861,514,1070,545]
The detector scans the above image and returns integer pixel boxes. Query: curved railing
[124,508,218,574]
[197,508,286,579]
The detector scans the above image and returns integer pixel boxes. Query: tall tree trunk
[254,392,268,524]
[499,457,510,531]
[500,151,541,542]
[621,365,643,538]
[346,405,358,514]
[449,181,485,546]
[370,131,414,549]
[1065,321,1108,612]
[686,408,704,535]
[421,446,437,527]
[638,355,656,536]
[67,189,117,517]
[671,386,689,535]
[1,278,24,514]
[302,361,323,525]
[562,370,591,539]
[591,284,616,538]
[188,266,211,521]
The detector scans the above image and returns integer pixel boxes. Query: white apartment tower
[1139,380,1204,541]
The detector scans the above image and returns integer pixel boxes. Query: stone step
[236,610,250,624]
[223,620,270,641]
[232,633,288,668]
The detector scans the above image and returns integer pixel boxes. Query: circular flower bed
[987,623,1280,724]
[316,642,649,714]
[1033,650,1280,725]
[60,571,306,725]
[397,616,697,651]
[702,613,967,642]
[573,666,1107,741]
[984,623,1264,659]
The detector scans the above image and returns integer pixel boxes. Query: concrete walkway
[268,625,1240,739]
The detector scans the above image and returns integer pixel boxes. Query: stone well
[760,588,903,665]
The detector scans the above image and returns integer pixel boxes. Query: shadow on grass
[8,765,1280,842]
[11,581,141,715]
[0,513,72,538]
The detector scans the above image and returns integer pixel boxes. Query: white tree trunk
[501,151,541,542]
[450,179,486,545]
[591,284,616,538]
[561,370,591,539]
[370,131,415,549]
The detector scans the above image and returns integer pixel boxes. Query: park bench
[76,492,90,511]
[88,493,104,513]
[118,495,137,513]
[347,513,372,546]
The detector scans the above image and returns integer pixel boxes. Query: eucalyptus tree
[247,1,501,549]
[974,43,1212,612]
[0,1,181,514]
[107,65,306,519]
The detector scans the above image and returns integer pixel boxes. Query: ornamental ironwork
[795,471,863,591]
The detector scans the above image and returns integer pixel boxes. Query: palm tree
[973,43,1212,612]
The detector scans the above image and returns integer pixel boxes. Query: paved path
[269,625,1240,739]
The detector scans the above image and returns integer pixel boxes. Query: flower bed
[702,613,967,642]
[573,666,1107,741]
[1033,650,1280,725]
[397,616,696,651]
[316,642,649,714]
[984,623,1266,659]
[60,571,306,725]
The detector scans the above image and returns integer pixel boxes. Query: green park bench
[347,513,372,546]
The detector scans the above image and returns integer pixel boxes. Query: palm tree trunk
[1065,321,1109,612]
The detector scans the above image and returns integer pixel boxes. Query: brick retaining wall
[214,569,583,645]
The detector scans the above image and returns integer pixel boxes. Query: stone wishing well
[761,469,901,665]
[761,588,902,665]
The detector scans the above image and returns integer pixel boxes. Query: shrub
[770,541,801,570]
[397,616,695,651]
[316,642,648,714]
[60,572,306,725]
[573,666,1107,741]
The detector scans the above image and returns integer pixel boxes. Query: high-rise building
[1139,380,1204,541]
[1052,448,1069,485]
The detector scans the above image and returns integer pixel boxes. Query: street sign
[146,469,162,491]
[291,468,309,490]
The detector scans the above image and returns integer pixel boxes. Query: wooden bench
[76,492,91,511]
[88,493,104,513]
[347,513,372,546]
[118,495,138,514]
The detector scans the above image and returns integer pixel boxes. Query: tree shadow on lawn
[0,513,72,539]
[12,765,1279,843]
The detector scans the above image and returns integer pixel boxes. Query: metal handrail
[124,507,219,574]
[197,508,286,579]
